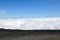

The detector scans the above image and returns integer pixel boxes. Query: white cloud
[0,9,6,18]
[0,18,60,30]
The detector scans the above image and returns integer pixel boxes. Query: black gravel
[0,29,60,40]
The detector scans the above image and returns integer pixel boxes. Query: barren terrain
[0,29,60,40]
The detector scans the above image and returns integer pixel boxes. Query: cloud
[0,9,6,18]
[0,18,60,30]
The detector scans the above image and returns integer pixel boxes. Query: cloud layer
[0,18,60,30]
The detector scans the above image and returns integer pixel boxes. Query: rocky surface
[0,29,60,40]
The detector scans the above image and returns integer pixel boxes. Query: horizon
[0,0,60,30]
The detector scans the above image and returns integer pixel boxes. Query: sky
[0,0,60,18]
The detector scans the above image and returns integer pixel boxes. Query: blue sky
[0,0,60,18]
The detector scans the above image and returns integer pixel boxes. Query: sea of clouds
[0,18,60,30]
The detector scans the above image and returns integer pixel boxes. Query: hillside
[0,29,60,40]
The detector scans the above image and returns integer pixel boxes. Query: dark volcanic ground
[0,29,60,40]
